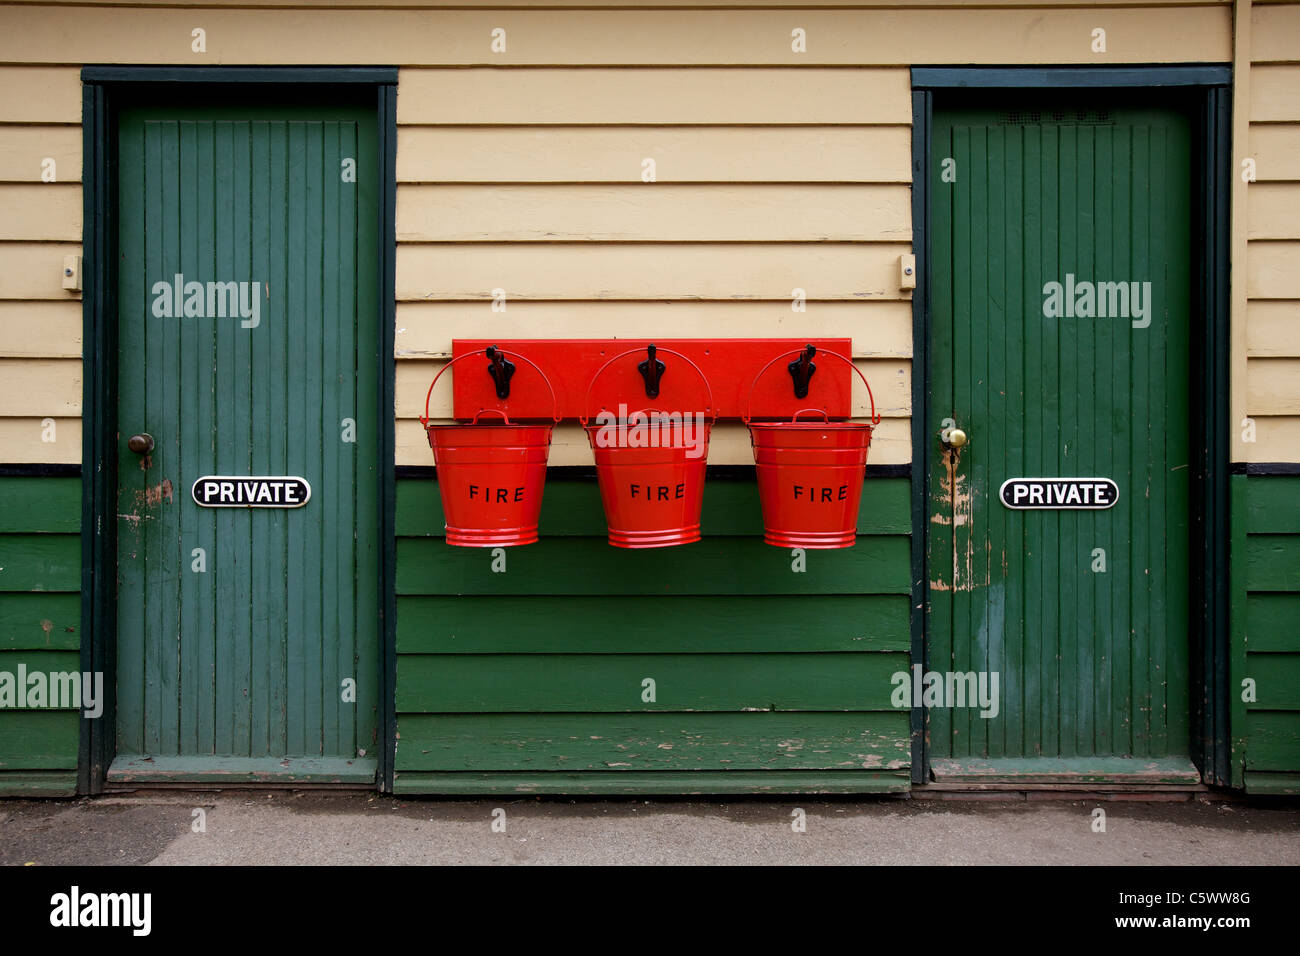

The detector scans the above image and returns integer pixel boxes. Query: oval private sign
[999,478,1118,510]
[191,476,311,509]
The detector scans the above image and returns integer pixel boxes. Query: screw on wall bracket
[638,343,666,399]
[485,345,516,400]
[788,344,817,399]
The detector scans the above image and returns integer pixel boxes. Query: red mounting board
[445,339,855,422]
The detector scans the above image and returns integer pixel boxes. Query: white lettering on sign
[999,478,1118,510]
[191,476,311,509]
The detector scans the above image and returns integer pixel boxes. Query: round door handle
[939,419,968,448]
[127,433,155,454]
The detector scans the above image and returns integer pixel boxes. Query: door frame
[79,66,398,794]
[909,65,1233,786]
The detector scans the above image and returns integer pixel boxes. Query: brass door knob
[939,419,968,449]
[127,433,155,454]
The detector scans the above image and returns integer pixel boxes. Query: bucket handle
[742,347,880,426]
[420,348,562,429]
[579,346,716,427]
[790,408,830,424]
[602,406,710,428]
[470,407,512,425]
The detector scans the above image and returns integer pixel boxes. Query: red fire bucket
[745,349,880,549]
[420,350,560,547]
[581,347,715,549]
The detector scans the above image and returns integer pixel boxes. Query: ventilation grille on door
[1002,109,1115,125]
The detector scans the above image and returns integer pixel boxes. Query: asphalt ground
[1,792,1297,866]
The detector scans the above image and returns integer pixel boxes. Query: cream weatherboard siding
[0,4,1235,67]
[0,64,82,465]
[391,64,919,466]
[0,0,1246,469]
[1245,2,1300,462]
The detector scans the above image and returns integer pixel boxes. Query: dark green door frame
[909,65,1233,786]
[80,67,398,794]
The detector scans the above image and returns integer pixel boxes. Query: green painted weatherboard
[0,476,82,795]
[394,473,913,793]
[396,594,910,654]
[397,536,910,596]
[398,475,911,537]
[396,712,911,772]
[1240,476,1300,793]
[0,594,80,651]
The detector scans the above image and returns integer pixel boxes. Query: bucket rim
[426,421,556,433]
[747,420,875,431]
[583,420,714,433]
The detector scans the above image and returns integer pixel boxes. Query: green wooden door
[111,103,380,782]
[927,99,1195,779]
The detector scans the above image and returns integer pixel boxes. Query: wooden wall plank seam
[0,475,82,793]
[1241,476,1300,792]
[0,9,1232,66]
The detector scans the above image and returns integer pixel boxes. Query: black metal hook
[485,345,516,400]
[638,343,666,399]
[788,343,817,399]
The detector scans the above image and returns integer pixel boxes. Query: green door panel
[928,101,1192,763]
[114,105,379,767]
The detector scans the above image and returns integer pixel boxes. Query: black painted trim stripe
[866,464,911,479]
[1231,462,1300,476]
[378,81,399,797]
[396,464,912,481]
[1193,85,1233,788]
[81,78,116,797]
[0,463,81,478]
[909,87,933,787]
[81,66,398,85]
[912,65,1232,89]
